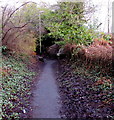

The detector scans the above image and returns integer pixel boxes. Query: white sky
[0,0,114,33]
[90,0,113,33]
[0,0,57,6]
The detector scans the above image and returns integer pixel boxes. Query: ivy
[42,2,94,46]
[2,55,36,119]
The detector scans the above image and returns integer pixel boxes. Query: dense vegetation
[1,3,39,119]
[42,2,95,45]
[2,54,36,119]
[1,1,113,119]
[57,59,113,119]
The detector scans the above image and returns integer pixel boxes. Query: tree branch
[2,22,30,41]
[2,1,36,29]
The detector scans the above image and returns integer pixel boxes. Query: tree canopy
[42,2,95,46]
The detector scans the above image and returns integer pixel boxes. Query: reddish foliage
[92,38,111,46]
[94,77,112,86]
[31,52,37,56]
[75,39,112,68]
[64,43,77,53]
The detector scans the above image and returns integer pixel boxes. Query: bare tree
[1,1,36,46]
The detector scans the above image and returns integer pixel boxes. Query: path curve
[32,60,61,118]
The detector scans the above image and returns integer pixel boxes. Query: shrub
[73,38,112,69]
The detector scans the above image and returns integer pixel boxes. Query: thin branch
[2,4,8,35]
[2,22,30,41]
[10,29,26,43]
[2,1,36,29]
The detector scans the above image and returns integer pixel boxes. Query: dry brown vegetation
[63,38,112,70]
[2,3,37,55]
[85,39,112,67]
[3,25,36,55]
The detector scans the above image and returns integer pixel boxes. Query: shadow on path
[32,59,61,118]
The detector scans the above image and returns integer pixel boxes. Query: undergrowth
[2,54,36,119]
[71,59,113,108]
[58,58,113,119]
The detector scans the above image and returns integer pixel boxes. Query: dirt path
[31,60,61,118]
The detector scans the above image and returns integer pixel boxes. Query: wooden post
[39,12,42,54]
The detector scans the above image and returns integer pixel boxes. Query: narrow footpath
[32,60,61,118]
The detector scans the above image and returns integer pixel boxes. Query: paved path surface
[32,60,61,118]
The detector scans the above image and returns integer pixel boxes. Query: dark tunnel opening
[35,35,58,56]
